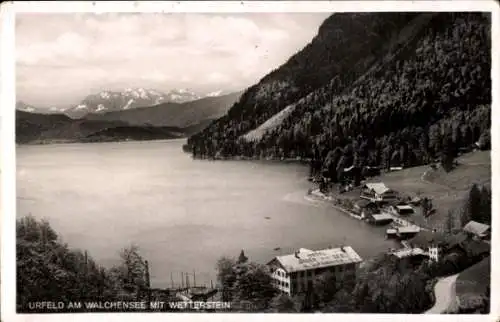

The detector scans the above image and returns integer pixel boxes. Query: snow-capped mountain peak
[16,101,69,114]
[165,88,201,103]
[206,90,223,97]
[63,87,228,118]
[16,101,36,112]
[64,88,169,118]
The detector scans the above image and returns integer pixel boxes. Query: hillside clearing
[242,103,297,142]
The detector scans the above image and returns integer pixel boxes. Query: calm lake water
[17,139,398,288]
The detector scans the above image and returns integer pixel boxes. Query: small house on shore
[388,247,429,268]
[353,199,379,219]
[360,183,398,203]
[395,225,420,239]
[407,231,490,263]
[463,221,490,240]
[389,204,415,216]
[368,213,394,225]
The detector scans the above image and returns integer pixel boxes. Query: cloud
[16,13,330,106]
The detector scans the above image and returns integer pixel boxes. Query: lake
[17,139,398,288]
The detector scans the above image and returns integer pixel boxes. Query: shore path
[425,273,459,314]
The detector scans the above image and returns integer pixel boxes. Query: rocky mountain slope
[185,13,491,180]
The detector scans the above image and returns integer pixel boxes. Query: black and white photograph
[1,1,498,320]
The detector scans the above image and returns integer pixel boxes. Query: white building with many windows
[266,246,363,296]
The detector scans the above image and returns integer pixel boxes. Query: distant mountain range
[16,87,231,119]
[16,90,242,144]
[85,91,243,128]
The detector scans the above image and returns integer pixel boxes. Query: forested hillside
[185,13,491,180]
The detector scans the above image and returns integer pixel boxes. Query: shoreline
[307,189,363,220]
[307,188,426,235]
[16,137,188,146]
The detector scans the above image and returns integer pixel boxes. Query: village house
[463,220,491,240]
[360,182,398,203]
[407,231,490,263]
[387,247,429,268]
[408,231,459,262]
[352,199,379,219]
[267,246,363,296]
[367,213,394,225]
[388,203,415,216]
[394,225,421,240]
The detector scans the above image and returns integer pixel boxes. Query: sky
[16,12,331,107]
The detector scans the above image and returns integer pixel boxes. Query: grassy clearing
[242,103,297,141]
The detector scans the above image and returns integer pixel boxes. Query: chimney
[294,250,300,259]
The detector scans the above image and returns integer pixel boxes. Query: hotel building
[267,246,363,296]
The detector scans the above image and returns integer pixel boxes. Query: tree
[313,271,339,308]
[462,184,482,226]
[238,250,249,264]
[216,257,237,301]
[440,134,456,172]
[16,215,145,312]
[216,253,277,311]
[445,209,455,233]
[232,262,277,311]
[476,131,490,150]
[111,244,147,294]
[322,288,357,312]
[421,197,433,217]
[267,294,301,313]
[478,186,491,224]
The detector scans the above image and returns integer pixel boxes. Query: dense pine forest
[185,13,491,181]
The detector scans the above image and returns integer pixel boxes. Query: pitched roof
[396,205,414,211]
[463,221,490,236]
[355,199,378,208]
[409,231,448,247]
[372,213,393,221]
[364,183,392,195]
[397,226,421,234]
[390,247,427,258]
[269,246,363,273]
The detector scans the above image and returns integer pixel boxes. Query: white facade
[268,247,362,296]
[270,267,291,294]
[428,246,440,262]
[361,183,398,203]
